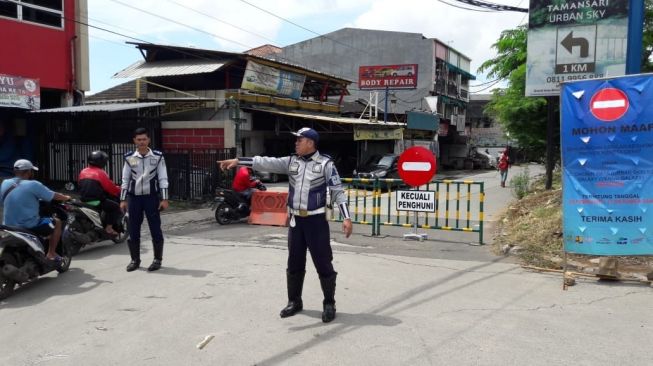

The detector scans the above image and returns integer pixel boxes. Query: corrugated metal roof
[31,102,162,113]
[245,107,405,126]
[113,60,225,78]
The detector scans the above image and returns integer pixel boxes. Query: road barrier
[329,178,485,243]
[249,191,289,227]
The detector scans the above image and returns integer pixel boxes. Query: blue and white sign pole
[626,0,645,74]
[561,74,653,256]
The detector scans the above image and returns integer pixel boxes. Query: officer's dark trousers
[127,194,164,261]
[287,213,334,277]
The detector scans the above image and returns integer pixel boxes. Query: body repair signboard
[526,1,629,96]
[0,74,40,110]
[359,64,418,90]
[561,74,653,255]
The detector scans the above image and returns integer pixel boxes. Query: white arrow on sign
[402,162,432,171]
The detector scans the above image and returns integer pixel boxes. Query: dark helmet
[88,150,109,168]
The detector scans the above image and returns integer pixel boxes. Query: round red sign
[398,146,437,187]
[589,88,629,122]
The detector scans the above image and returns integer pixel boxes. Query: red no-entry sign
[398,146,437,187]
[590,87,629,122]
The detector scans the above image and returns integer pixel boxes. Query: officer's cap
[291,127,319,143]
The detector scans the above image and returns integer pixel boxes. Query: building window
[0,0,63,29]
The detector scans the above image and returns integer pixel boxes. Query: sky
[86,0,528,95]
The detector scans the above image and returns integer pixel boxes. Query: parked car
[353,154,400,179]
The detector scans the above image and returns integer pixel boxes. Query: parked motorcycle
[62,199,129,256]
[0,202,72,300]
[212,182,266,225]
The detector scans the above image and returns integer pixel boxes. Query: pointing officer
[119,127,169,272]
[219,127,352,323]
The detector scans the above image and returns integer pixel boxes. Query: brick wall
[162,128,225,150]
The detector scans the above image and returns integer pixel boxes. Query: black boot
[280,270,305,318]
[320,272,337,323]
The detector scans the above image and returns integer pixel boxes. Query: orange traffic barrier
[248,191,289,227]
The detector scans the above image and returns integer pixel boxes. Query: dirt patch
[493,173,652,281]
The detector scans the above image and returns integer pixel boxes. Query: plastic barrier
[248,191,289,227]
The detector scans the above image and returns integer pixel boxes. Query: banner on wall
[561,74,653,255]
[0,74,40,110]
[241,61,305,99]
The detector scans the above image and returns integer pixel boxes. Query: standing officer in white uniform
[219,127,352,323]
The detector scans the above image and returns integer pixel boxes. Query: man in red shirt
[78,151,121,235]
[232,166,261,203]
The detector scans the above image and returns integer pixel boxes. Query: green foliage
[510,167,530,199]
[643,0,653,72]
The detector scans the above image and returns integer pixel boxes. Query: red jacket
[232,167,258,192]
[78,166,121,201]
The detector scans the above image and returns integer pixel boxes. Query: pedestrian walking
[119,127,169,272]
[218,127,352,323]
[498,147,510,188]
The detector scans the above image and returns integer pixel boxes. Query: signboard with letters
[353,127,403,141]
[358,64,418,90]
[396,190,436,212]
[561,74,653,255]
[526,0,629,96]
[241,61,306,99]
[0,74,40,110]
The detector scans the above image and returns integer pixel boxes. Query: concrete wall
[279,28,434,114]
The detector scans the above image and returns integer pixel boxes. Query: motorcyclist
[231,166,262,204]
[0,159,71,263]
[78,151,121,236]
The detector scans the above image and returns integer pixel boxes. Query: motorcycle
[62,199,129,256]
[0,202,72,300]
[212,181,266,225]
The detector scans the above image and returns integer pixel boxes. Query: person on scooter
[232,166,262,204]
[78,150,122,236]
[0,159,71,263]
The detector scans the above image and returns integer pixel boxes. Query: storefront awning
[244,107,405,126]
[113,60,226,78]
[445,62,476,80]
[30,102,162,113]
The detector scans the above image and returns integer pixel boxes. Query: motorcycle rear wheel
[112,215,130,244]
[215,203,233,225]
[0,278,16,300]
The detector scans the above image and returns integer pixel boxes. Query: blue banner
[561,74,653,255]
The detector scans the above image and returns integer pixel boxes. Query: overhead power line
[436,0,497,12]
[451,0,529,13]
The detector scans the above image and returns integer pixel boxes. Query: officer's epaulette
[123,151,134,158]
[153,150,163,156]
[316,153,332,163]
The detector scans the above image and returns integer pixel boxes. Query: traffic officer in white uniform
[219,127,352,323]
[120,127,169,272]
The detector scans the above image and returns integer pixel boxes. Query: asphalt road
[3,164,652,366]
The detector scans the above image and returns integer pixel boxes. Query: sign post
[397,147,437,241]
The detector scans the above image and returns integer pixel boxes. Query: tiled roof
[86,80,146,102]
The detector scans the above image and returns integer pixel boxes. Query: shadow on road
[0,268,111,309]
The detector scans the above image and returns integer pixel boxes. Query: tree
[477,25,550,159]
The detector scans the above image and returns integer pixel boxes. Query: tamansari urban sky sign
[561,74,653,256]
[526,0,629,96]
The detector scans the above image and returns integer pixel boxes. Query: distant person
[78,150,121,236]
[498,147,511,188]
[232,166,261,203]
[120,127,169,272]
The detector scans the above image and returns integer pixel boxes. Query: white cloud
[351,0,526,84]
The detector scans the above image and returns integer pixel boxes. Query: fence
[328,178,485,244]
[43,143,236,201]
